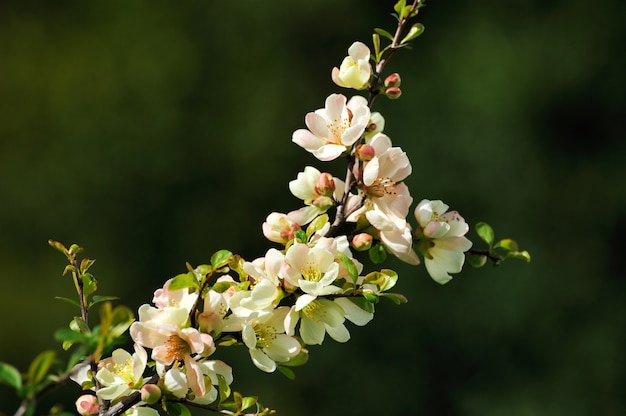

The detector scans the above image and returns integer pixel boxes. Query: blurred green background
[1,0,624,414]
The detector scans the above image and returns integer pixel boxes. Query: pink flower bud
[75,394,99,416]
[385,87,402,99]
[352,233,373,251]
[355,144,375,161]
[314,172,336,197]
[141,384,162,404]
[384,73,401,87]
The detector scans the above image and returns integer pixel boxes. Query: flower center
[302,262,322,282]
[254,323,277,348]
[365,177,396,199]
[112,358,134,383]
[302,300,326,323]
[165,335,191,362]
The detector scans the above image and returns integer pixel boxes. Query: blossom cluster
[69,14,476,415]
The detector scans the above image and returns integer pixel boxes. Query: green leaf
[494,238,519,252]
[401,23,424,44]
[89,295,119,308]
[475,222,495,247]
[70,317,90,335]
[379,292,408,305]
[217,374,231,403]
[368,243,387,264]
[27,350,56,385]
[168,273,197,291]
[280,348,309,367]
[48,240,68,257]
[294,229,307,243]
[467,253,488,268]
[278,366,296,380]
[394,0,407,16]
[241,396,258,411]
[54,329,85,344]
[372,33,381,63]
[506,250,531,262]
[212,280,234,293]
[378,269,398,292]
[306,214,328,238]
[363,292,379,303]
[166,402,191,416]
[211,249,233,269]
[81,273,97,298]
[336,252,358,284]
[54,296,80,308]
[79,258,96,274]
[0,362,22,391]
[374,27,394,41]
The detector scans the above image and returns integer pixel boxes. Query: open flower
[288,166,345,225]
[262,212,301,245]
[292,94,370,161]
[241,307,301,372]
[331,41,372,89]
[285,298,350,345]
[414,199,473,284]
[95,343,147,401]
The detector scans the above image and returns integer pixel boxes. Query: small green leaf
[55,329,85,344]
[336,252,358,284]
[70,317,90,335]
[374,27,394,41]
[28,350,56,385]
[280,348,309,367]
[475,222,495,247]
[0,362,22,391]
[294,229,307,243]
[494,238,519,252]
[378,269,398,292]
[506,250,531,262]
[54,296,80,308]
[212,281,234,293]
[278,366,296,380]
[368,243,387,264]
[241,396,258,411]
[168,273,197,291]
[217,374,231,403]
[401,23,424,44]
[89,295,119,308]
[79,258,96,274]
[306,214,328,238]
[48,240,69,257]
[379,292,408,305]
[467,253,488,268]
[363,293,379,303]
[211,250,233,269]
[372,33,381,63]
[394,0,407,16]
[81,273,97,298]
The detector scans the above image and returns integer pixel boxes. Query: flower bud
[312,195,335,211]
[314,172,336,197]
[352,233,373,251]
[75,394,99,416]
[364,112,385,139]
[262,212,301,244]
[355,144,375,162]
[384,73,401,88]
[385,87,402,99]
[141,384,162,405]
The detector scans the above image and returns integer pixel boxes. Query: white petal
[249,349,276,373]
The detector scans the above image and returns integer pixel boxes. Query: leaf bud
[384,72,401,88]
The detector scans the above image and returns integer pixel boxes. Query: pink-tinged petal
[346,95,369,112]
[129,322,168,349]
[424,221,451,239]
[441,211,469,236]
[331,67,344,87]
[324,93,347,121]
[285,243,310,272]
[288,206,321,226]
[341,123,366,146]
[313,144,346,161]
[184,355,205,398]
[305,112,330,138]
[292,129,323,151]
[368,133,392,154]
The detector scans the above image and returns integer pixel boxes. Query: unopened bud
[314,172,336,197]
[355,144,375,161]
[352,233,373,251]
[141,384,162,405]
[75,394,99,416]
[384,73,401,88]
[385,87,402,99]
[312,195,334,211]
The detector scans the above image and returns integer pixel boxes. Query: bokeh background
[1,0,624,414]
